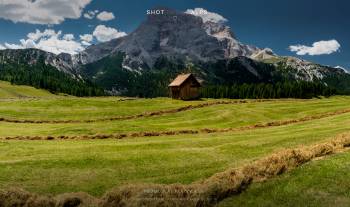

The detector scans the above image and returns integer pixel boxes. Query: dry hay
[99,133,350,207]
[0,99,280,124]
[3,108,350,141]
[0,189,99,207]
[1,133,350,207]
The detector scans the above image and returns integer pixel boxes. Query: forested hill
[0,48,344,99]
[0,50,105,97]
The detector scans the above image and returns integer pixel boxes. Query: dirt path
[3,108,350,141]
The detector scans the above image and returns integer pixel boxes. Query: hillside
[1,96,350,206]
[0,49,105,97]
[0,81,55,98]
[257,55,350,94]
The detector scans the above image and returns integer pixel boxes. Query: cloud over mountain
[185,8,227,24]
[93,25,126,42]
[1,29,85,55]
[289,40,341,56]
[80,34,94,46]
[0,44,5,50]
[0,24,127,54]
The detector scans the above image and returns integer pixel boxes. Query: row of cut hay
[0,99,285,124]
[2,133,350,207]
[0,189,99,207]
[3,108,350,141]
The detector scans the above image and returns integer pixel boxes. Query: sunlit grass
[219,150,350,207]
[0,113,350,196]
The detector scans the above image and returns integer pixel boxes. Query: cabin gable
[169,74,201,100]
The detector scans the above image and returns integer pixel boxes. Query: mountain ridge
[77,8,261,69]
[0,7,349,96]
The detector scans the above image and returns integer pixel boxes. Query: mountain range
[0,8,349,97]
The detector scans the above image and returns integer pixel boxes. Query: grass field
[1,96,350,137]
[219,150,350,207]
[0,81,55,98]
[1,81,350,206]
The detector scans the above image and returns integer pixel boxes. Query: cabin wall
[169,76,201,100]
[178,82,200,100]
[170,87,181,99]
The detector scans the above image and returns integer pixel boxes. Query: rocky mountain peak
[78,7,260,69]
[203,21,237,40]
[0,48,78,77]
[250,48,276,61]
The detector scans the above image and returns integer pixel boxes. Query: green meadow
[1,81,350,206]
[0,81,55,98]
[219,150,350,207]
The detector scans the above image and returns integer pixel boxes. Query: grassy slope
[0,96,217,121]
[0,97,350,137]
[0,81,55,98]
[1,113,350,196]
[219,151,350,207]
[1,95,350,199]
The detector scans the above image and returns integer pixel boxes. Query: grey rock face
[76,38,124,65]
[1,7,347,87]
[77,8,260,69]
[203,21,259,58]
[0,49,79,78]
[281,56,346,82]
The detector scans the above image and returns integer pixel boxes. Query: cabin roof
[169,73,200,87]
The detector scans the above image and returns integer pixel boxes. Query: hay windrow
[1,133,350,207]
[2,108,350,141]
[0,99,286,124]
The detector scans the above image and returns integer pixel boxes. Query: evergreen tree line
[0,56,105,97]
[82,54,187,98]
[200,81,337,99]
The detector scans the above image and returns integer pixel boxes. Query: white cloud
[80,34,93,42]
[93,25,126,42]
[20,39,36,48]
[4,43,23,49]
[185,8,227,24]
[80,34,94,46]
[84,10,98,19]
[35,36,84,55]
[289,40,341,56]
[27,29,59,41]
[63,34,75,41]
[0,0,92,25]
[96,11,115,21]
[84,10,115,21]
[84,13,93,19]
[81,41,91,46]
[1,25,127,54]
[2,29,85,55]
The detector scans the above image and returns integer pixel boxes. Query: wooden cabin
[169,73,201,100]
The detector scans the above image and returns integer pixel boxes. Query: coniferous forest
[200,82,336,99]
[0,51,342,99]
[0,54,105,97]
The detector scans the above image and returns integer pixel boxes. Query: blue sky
[0,0,349,70]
